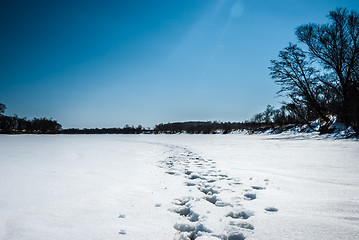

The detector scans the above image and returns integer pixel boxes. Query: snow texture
[0,133,358,240]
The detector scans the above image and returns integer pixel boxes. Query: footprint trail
[158,144,275,240]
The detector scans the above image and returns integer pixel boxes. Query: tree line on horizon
[0,101,311,135]
[0,101,355,135]
[0,102,294,134]
[1,8,358,135]
[62,125,145,134]
[152,120,298,134]
[0,103,62,134]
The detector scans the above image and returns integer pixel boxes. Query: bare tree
[296,8,359,124]
[269,44,329,122]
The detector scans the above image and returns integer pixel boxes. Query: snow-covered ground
[0,134,358,240]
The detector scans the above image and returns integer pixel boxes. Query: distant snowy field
[0,134,358,240]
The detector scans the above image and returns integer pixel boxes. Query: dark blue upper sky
[1,0,359,128]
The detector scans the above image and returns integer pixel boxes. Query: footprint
[222,232,245,240]
[172,206,191,217]
[185,182,196,187]
[205,195,219,205]
[244,193,256,200]
[188,173,201,180]
[251,186,265,190]
[170,203,200,223]
[118,214,126,218]
[198,186,219,195]
[229,221,254,230]
[118,230,126,235]
[174,222,197,232]
[155,203,162,207]
[188,212,199,222]
[173,222,211,239]
[226,210,253,220]
[265,207,278,212]
[232,182,242,185]
[215,201,233,207]
[173,197,191,206]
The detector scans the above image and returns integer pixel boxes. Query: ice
[0,133,358,239]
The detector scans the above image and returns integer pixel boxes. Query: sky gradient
[1,0,359,128]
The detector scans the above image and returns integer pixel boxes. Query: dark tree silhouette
[0,103,62,134]
[269,44,329,123]
[296,8,359,127]
[269,8,359,133]
[0,103,6,115]
[30,118,62,133]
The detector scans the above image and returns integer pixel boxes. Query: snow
[0,134,358,239]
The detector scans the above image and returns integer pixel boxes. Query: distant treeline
[0,101,355,135]
[152,104,308,134]
[154,121,237,134]
[62,125,145,134]
[0,103,62,134]
[0,101,289,135]
[61,121,300,135]
[155,121,253,134]
[62,121,284,134]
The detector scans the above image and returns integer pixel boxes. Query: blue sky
[1,0,359,128]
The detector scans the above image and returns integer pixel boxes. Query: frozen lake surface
[0,134,358,239]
